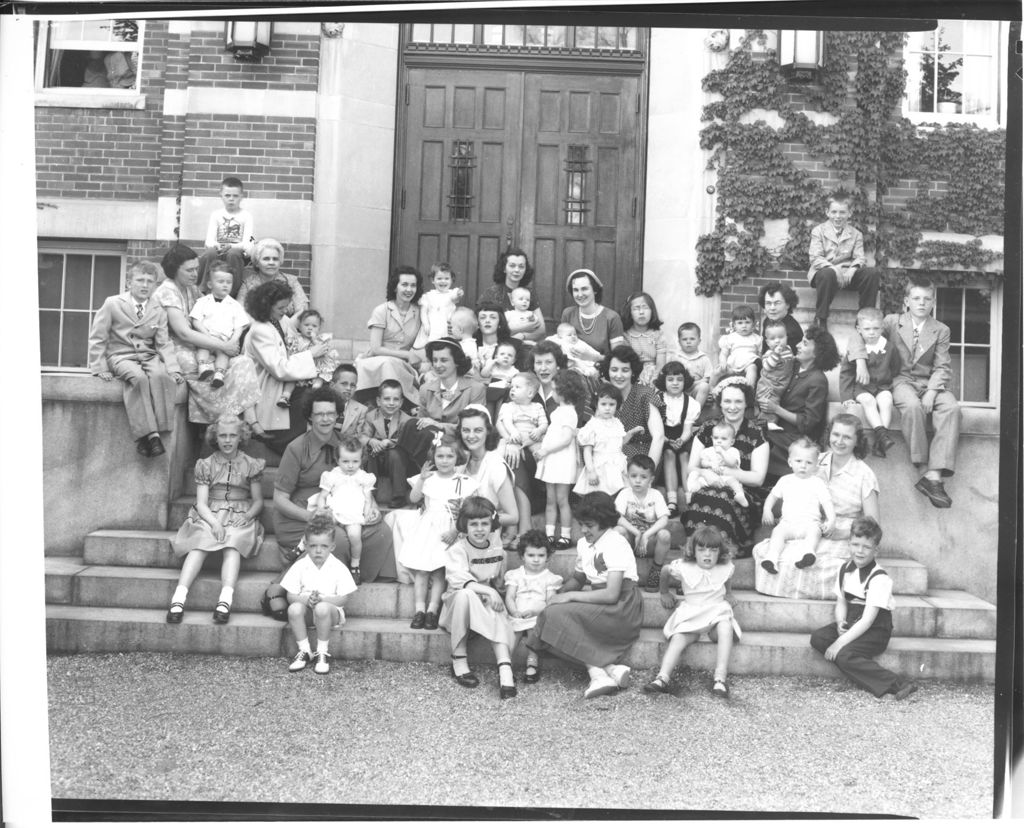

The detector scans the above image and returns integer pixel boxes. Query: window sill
[904,112,1001,131]
[35,91,146,110]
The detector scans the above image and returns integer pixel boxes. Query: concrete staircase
[46,514,995,682]
[44,313,996,682]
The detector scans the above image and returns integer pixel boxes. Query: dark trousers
[810,612,901,697]
[811,266,881,319]
[365,447,411,506]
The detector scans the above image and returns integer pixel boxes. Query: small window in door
[414,24,640,52]
[565,145,590,225]
[448,140,476,221]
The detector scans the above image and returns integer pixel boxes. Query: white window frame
[931,276,1000,409]
[38,240,128,373]
[902,20,1005,129]
[34,19,146,110]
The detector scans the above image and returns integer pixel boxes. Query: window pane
[906,30,934,53]
[432,24,453,44]
[939,21,963,53]
[525,26,545,47]
[64,255,93,309]
[61,311,91,369]
[961,55,994,115]
[964,20,993,54]
[39,310,60,366]
[955,345,991,403]
[961,288,991,343]
[597,27,618,48]
[621,28,637,49]
[575,26,596,48]
[39,253,64,308]
[94,255,122,303]
[504,25,524,46]
[482,24,503,45]
[547,26,567,47]
[411,24,431,42]
[936,53,964,111]
[453,24,474,44]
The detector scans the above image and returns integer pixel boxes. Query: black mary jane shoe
[450,656,479,688]
[212,601,231,624]
[147,434,166,457]
[166,602,184,624]
[524,663,541,684]
[497,661,517,700]
[136,437,152,458]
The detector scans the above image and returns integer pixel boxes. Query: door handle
[505,215,515,247]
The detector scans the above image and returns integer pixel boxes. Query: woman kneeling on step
[440,496,519,700]
[168,413,265,624]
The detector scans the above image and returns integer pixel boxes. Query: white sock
[217,586,234,606]
[171,585,188,605]
[545,524,555,536]
[587,666,607,682]
[316,639,330,655]
[560,529,571,540]
[296,637,311,655]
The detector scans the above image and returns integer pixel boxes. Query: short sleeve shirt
[281,554,358,597]
[614,487,669,530]
[837,560,894,612]
[574,529,638,584]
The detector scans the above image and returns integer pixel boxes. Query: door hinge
[405,84,410,105]
[632,196,637,217]
[400,189,406,210]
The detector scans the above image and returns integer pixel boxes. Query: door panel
[397,69,523,304]
[396,66,643,322]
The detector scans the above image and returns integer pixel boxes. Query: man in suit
[88,261,184,457]
[845,276,961,508]
[808,196,882,330]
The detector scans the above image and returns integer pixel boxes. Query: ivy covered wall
[696,30,1005,316]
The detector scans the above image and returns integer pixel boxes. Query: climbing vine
[695,29,1006,300]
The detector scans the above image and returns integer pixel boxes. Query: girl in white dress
[310,435,375,585]
[534,369,588,550]
[573,382,628,496]
[504,530,564,682]
[400,435,478,631]
[413,263,464,348]
[643,524,741,698]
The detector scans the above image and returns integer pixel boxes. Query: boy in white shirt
[614,454,672,591]
[198,176,255,295]
[281,514,358,675]
[189,262,251,387]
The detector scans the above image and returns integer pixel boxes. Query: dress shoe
[136,437,152,457]
[147,434,165,457]
[915,476,952,508]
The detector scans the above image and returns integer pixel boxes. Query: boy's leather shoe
[915,476,952,508]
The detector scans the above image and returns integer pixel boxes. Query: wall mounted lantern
[777,30,824,81]
[225,21,273,62]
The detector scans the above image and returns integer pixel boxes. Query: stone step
[78,529,931,595]
[48,558,973,636]
[45,605,995,682]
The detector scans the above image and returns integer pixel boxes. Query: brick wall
[187,29,319,90]
[35,20,170,200]
[180,116,316,199]
[719,270,804,331]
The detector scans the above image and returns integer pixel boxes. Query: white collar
[864,335,887,355]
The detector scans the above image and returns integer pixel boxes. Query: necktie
[912,326,920,360]
[383,418,392,438]
[136,303,144,320]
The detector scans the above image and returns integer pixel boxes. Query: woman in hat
[560,268,626,357]
[395,336,486,470]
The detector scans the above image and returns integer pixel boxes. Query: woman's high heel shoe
[497,660,517,700]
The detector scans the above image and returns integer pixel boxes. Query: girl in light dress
[168,414,264,625]
[573,382,628,496]
[310,435,376,584]
[621,291,668,386]
[643,524,741,698]
[655,361,700,518]
[413,262,464,349]
[505,530,563,682]
[400,435,478,631]
[534,369,589,550]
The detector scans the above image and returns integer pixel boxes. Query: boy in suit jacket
[88,261,184,457]
[808,196,882,330]
[845,277,960,508]
[361,379,412,507]
[330,363,369,446]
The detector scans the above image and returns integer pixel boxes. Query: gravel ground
[48,653,993,818]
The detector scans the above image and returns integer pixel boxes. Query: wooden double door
[394,65,646,323]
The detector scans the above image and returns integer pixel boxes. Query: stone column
[310,22,400,349]
[641,27,725,362]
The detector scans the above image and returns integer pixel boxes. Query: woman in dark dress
[683,378,770,555]
[761,326,840,480]
[599,345,665,468]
